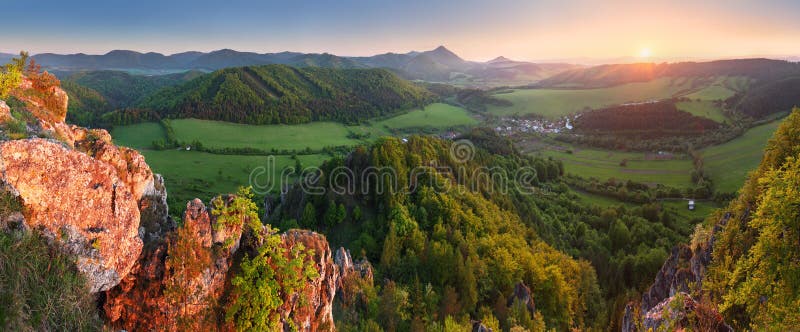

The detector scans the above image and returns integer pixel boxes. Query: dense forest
[268,130,705,330]
[135,65,435,125]
[59,70,200,126]
[573,100,720,136]
[728,75,800,118]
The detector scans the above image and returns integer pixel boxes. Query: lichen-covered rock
[104,198,242,331]
[14,76,68,124]
[138,174,174,245]
[0,100,11,122]
[0,69,157,293]
[335,246,374,284]
[280,230,338,331]
[0,138,148,292]
[638,293,732,332]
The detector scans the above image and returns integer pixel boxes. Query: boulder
[0,139,150,292]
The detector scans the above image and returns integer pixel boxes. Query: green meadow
[111,102,475,214]
[535,145,694,187]
[486,77,703,118]
[676,100,728,123]
[686,76,751,100]
[702,119,782,193]
[113,103,474,151]
[370,103,477,130]
[122,149,328,215]
[170,119,363,151]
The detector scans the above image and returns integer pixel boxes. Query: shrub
[224,226,319,330]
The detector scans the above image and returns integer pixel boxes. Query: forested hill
[62,70,203,108]
[699,108,800,330]
[539,58,800,88]
[133,64,435,124]
[272,129,712,330]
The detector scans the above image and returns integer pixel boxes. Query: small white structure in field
[688,200,695,210]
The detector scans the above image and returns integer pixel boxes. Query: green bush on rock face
[0,232,101,331]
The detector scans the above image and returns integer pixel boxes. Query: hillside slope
[137,64,435,124]
[540,59,800,88]
[624,108,800,330]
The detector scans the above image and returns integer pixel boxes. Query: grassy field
[685,76,752,101]
[112,122,165,149]
[486,77,703,118]
[132,149,328,215]
[171,119,364,151]
[676,100,728,123]
[111,102,475,215]
[371,103,477,130]
[702,119,782,193]
[534,145,694,187]
[573,190,719,234]
[113,103,473,151]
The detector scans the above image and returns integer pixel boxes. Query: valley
[2,36,800,331]
[485,76,708,118]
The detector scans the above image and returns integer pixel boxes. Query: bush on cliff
[221,187,320,331]
[0,232,101,331]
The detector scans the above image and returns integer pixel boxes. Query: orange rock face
[104,199,238,332]
[0,138,149,292]
[13,75,68,123]
[279,230,339,331]
[0,72,157,293]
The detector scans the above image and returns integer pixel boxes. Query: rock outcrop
[508,282,536,316]
[622,212,734,331]
[104,198,242,331]
[279,230,339,331]
[635,292,732,332]
[14,75,69,124]
[0,100,10,122]
[0,75,155,293]
[334,246,374,285]
[1,71,341,330]
[104,201,341,331]
[0,138,150,292]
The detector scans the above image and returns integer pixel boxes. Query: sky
[2,0,799,62]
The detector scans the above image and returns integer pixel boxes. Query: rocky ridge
[622,212,734,331]
[0,71,343,329]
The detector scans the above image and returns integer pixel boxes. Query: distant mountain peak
[418,45,464,66]
[106,50,141,55]
[488,56,512,63]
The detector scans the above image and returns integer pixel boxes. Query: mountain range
[29,46,579,86]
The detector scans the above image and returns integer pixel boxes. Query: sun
[639,48,652,58]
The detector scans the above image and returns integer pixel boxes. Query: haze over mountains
[28,46,579,86]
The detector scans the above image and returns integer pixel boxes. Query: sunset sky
[3,0,799,62]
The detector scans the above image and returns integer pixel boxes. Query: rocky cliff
[621,212,734,331]
[0,76,154,292]
[0,69,342,330]
[104,198,240,331]
[278,230,339,331]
